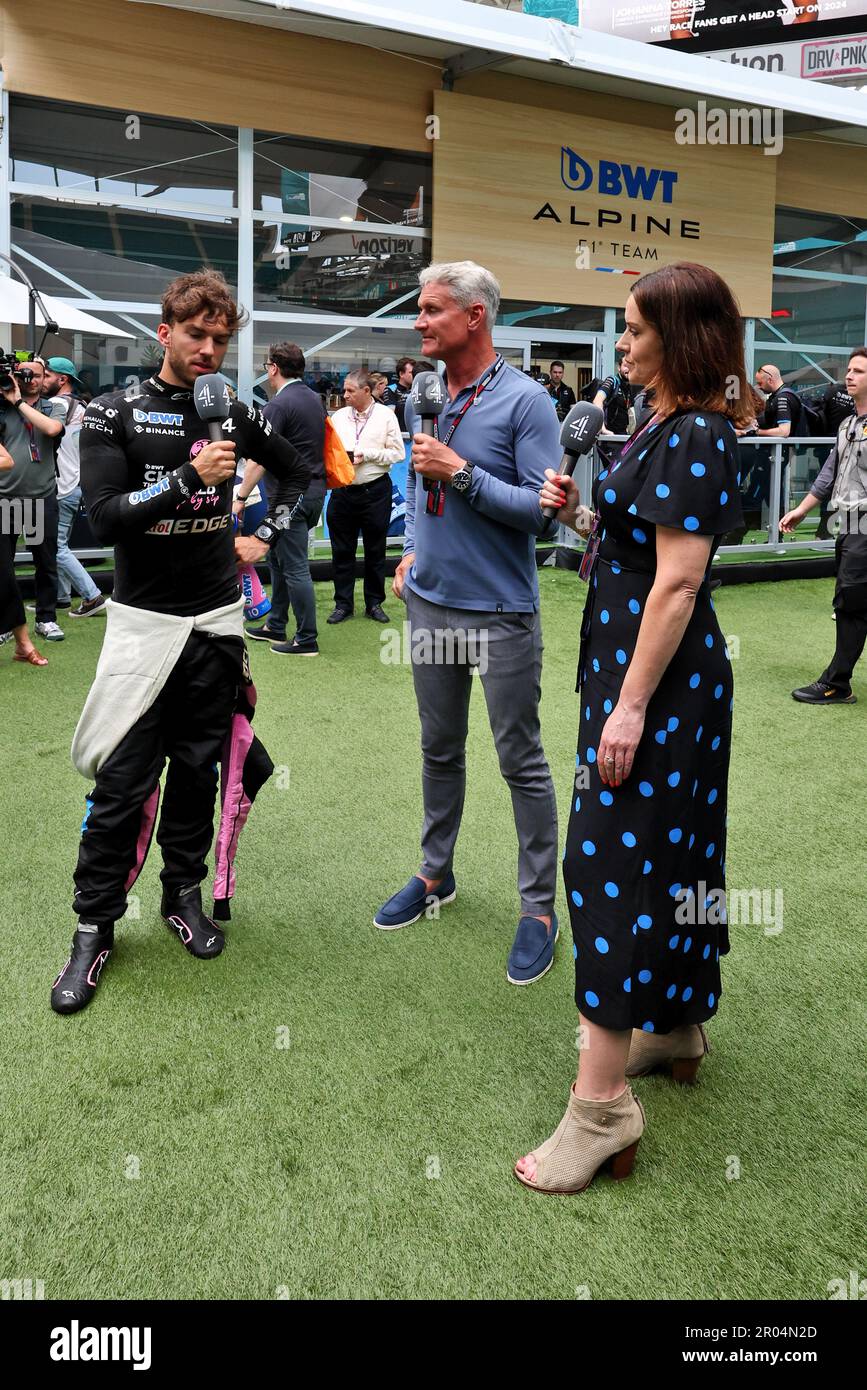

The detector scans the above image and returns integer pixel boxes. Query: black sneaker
[51,925,114,1014]
[365,605,389,623]
[327,607,353,624]
[245,624,285,643]
[792,680,856,705]
[270,638,319,656]
[161,884,225,958]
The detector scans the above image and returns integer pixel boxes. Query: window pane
[254,221,428,315]
[774,207,867,278]
[12,197,238,300]
[762,275,866,347]
[753,346,851,392]
[251,323,422,406]
[253,132,429,226]
[498,301,604,332]
[10,96,238,208]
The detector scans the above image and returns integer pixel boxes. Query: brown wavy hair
[161,269,248,332]
[631,262,752,428]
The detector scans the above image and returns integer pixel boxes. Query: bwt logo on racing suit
[561,148,678,204]
[132,409,184,426]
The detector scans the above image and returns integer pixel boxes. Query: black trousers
[822,532,867,692]
[0,493,59,628]
[326,473,392,611]
[73,631,241,926]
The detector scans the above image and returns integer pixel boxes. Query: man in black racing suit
[51,270,310,1015]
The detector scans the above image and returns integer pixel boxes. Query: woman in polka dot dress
[515,263,748,1195]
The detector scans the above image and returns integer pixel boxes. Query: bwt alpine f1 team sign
[432,93,776,314]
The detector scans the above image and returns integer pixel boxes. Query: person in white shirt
[326,369,405,624]
[43,357,106,618]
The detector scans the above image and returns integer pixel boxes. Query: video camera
[0,351,35,394]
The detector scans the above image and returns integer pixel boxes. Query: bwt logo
[133,408,184,426]
[561,147,678,204]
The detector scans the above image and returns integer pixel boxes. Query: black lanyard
[426,355,505,515]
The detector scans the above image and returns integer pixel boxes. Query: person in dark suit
[241,342,326,656]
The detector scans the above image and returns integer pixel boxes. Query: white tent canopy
[0,274,134,337]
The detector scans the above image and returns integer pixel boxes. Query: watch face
[255,524,272,540]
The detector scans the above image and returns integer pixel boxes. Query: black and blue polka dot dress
[563,409,744,1032]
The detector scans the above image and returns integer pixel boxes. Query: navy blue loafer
[507,913,559,985]
[374,871,457,930]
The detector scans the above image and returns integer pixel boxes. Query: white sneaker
[35,620,65,641]
[0,631,14,646]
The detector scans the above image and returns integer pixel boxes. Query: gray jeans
[268,492,324,644]
[405,586,558,918]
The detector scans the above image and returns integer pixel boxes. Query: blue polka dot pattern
[564,408,733,1031]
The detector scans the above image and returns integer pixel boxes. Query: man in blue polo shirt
[374,261,561,985]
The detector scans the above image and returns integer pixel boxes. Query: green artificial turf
[0,572,863,1301]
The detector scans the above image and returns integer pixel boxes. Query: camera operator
[0,355,64,645]
[50,269,309,1016]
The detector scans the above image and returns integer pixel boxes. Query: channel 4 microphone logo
[561,147,678,204]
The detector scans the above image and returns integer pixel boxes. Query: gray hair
[418,261,501,332]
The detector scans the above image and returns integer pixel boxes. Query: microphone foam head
[560,401,605,454]
[193,372,232,423]
[410,371,446,416]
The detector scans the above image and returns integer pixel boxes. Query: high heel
[609,1139,640,1181]
[626,1023,709,1084]
[671,1054,704,1085]
[514,1085,646,1195]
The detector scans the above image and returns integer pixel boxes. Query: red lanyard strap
[434,354,505,446]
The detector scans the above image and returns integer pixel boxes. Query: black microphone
[193,372,233,442]
[542,401,605,520]
[410,371,446,491]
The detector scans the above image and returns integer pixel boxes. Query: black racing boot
[51,924,114,1015]
[161,883,225,959]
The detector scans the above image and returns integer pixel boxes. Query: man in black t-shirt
[547,361,576,422]
[51,270,309,1016]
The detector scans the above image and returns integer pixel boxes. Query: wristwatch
[254,520,281,545]
[451,458,475,493]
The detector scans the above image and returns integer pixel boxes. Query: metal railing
[13,436,839,567]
